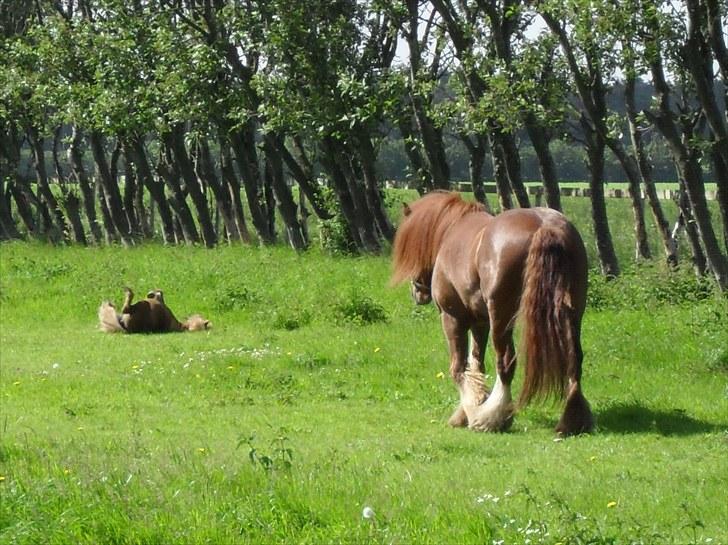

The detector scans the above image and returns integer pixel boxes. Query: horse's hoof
[448,405,468,428]
[556,389,594,436]
[468,409,514,433]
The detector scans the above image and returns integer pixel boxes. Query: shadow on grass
[595,402,724,436]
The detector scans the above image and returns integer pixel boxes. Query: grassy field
[1,197,727,544]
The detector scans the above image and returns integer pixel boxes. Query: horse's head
[184,314,211,331]
[410,278,432,305]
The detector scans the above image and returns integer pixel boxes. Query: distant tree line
[0,0,726,290]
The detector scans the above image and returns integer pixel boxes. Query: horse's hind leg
[121,287,134,314]
[468,308,515,432]
[556,329,594,436]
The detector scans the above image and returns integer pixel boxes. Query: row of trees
[1,0,727,290]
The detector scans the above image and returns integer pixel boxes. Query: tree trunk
[52,128,86,245]
[156,145,199,245]
[320,137,380,253]
[263,134,307,250]
[193,137,241,245]
[708,133,728,255]
[487,131,514,211]
[460,133,492,212]
[163,126,217,247]
[27,126,66,241]
[229,127,275,244]
[398,111,433,194]
[625,75,675,265]
[89,130,133,246]
[125,137,176,244]
[68,126,103,244]
[642,27,728,289]
[354,132,395,242]
[276,136,332,219]
[119,146,141,239]
[0,126,24,239]
[524,114,561,211]
[9,180,39,235]
[219,139,252,243]
[497,129,530,208]
[582,115,620,278]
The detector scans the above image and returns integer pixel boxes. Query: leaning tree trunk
[643,40,728,290]
[460,133,492,212]
[326,138,382,253]
[524,114,561,211]
[263,134,306,250]
[487,131,514,211]
[673,182,708,276]
[68,127,103,244]
[625,75,675,265]
[708,134,728,255]
[89,130,133,246]
[125,137,176,244]
[163,126,217,248]
[497,129,530,208]
[219,139,252,244]
[276,135,332,220]
[229,127,275,244]
[194,137,241,245]
[398,111,433,195]
[582,115,620,278]
[52,128,86,245]
[27,126,66,241]
[0,126,24,239]
[354,131,395,242]
[156,145,199,245]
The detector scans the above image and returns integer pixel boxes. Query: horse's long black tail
[518,221,583,406]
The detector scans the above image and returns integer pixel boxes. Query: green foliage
[239,430,294,474]
[587,265,719,311]
[333,290,388,325]
[213,284,261,311]
[318,186,358,256]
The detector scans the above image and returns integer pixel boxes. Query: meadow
[1,195,727,544]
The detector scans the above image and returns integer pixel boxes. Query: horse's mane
[391,191,486,285]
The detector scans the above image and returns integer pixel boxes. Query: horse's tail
[98,301,125,333]
[518,221,584,406]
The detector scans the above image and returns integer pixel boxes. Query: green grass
[1,212,727,543]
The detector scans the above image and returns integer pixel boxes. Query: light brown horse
[391,191,593,435]
[98,287,210,334]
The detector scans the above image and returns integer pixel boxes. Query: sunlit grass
[1,217,727,544]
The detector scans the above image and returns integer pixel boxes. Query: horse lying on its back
[98,288,210,333]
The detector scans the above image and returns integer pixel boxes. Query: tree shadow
[594,402,724,436]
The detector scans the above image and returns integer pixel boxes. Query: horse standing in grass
[391,191,593,436]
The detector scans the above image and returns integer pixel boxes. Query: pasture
[1,197,727,544]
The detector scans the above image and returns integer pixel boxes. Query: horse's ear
[402,202,412,216]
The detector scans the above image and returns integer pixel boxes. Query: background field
[1,197,727,544]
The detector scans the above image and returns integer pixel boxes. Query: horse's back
[478,208,585,300]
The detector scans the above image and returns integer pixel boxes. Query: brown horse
[98,287,210,334]
[391,191,592,435]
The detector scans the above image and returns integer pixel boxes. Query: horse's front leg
[468,307,516,432]
[449,320,491,427]
[441,313,487,427]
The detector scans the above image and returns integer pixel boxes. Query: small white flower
[362,506,375,519]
